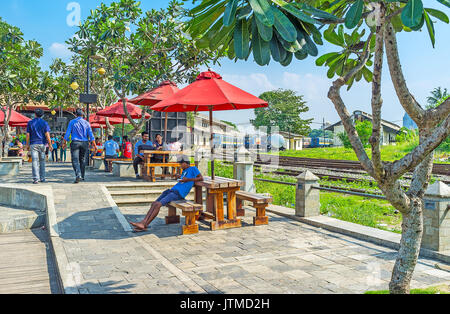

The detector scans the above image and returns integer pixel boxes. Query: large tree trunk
[389,197,423,294]
[388,149,433,294]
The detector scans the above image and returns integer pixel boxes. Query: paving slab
[3,164,450,294]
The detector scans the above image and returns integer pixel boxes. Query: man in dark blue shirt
[62,109,97,183]
[130,156,203,232]
[26,109,53,184]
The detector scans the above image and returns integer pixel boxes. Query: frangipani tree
[67,0,222,141]
[187,0,450,294]
[0,18,44,156]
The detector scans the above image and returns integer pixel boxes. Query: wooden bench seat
[236,191,273,226]
[141,162,182,182]
[165,200,203,235]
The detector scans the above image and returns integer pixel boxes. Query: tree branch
[423,97,450,129]
[389,114,450,179]
[384,23,425,126]
[370,3,386,180]
[327,33,376,178]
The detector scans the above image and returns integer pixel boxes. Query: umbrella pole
[164,112,168,144]
[210,108,215,180]
[122,118,125,140]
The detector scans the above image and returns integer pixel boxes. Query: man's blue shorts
[156,189,184,206]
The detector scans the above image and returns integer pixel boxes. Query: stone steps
[105,182,177,191]
[106,182,196,208]
[0,205,46,234]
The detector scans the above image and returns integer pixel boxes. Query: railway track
[253,166,450,186]
[254,155,450,176]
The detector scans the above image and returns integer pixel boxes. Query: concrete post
[295,170,320,217]
[233,147,254,192]
[422,181,450,252]
[194,148,208,177]
[233,161,256,193]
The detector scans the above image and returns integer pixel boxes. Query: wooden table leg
[182,210,199,235]
[210,190,241,231]
[165,205,180,224]
[227,191,237,221]
[254,204,269,226]
[236,198,245,217]
[206,190,216,216]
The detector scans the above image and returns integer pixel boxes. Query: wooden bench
[141,162,182,182]
[165,200,203,235]
[236,191,273,226]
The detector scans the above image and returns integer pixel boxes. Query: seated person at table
[133,131,153,179]
[94,137,103,157]
[122,136,133,159]
[14,139,24,157]
[130,157,203,232]
[103,135,120,172]
[151,134,165,163]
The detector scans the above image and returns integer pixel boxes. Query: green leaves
[424,10,435,48]
[437,0,450,9]
[424,8,449,24]
[255,16,273,41]
[345,0,364,29]
[224,0,239,26]
[187,0,343,67]
[272,6,297,42]
[234,18,250,59]
[249,0,274,27]
[252,18,271,65]
[401,0,424,28]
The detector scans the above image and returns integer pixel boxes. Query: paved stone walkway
[3,164,450,294]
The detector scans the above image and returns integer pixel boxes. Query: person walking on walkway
[103,135,120,172]
[59,135,67,163]
[25,109,53,184]
[62,109,97,184]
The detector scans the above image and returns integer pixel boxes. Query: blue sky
[2,0,450,129]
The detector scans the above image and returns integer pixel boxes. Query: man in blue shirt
[130,156,203,232]
[26,109,53,184]
[103,135,120,172]
[133,131,153,179]
[62,109,97,183]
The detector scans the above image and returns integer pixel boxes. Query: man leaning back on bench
[130,156,203,232]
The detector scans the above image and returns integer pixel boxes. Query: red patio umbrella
[151,71,268,179]
[130,81,180,142]
[89,114,130,126]
[96,100,151,139]
[130,81,180,107]
[0,108,31,127]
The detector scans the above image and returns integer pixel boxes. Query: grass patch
[210,161,403,233]
[276,143,449,163]
[365,285,450,294]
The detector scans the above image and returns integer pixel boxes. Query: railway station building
[325,110,401,147]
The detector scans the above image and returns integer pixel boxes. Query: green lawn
[276,142,449,163]
[210,162,403,233]
[365,285,450,294]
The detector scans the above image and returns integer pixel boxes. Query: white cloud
[222,73,276,96]
[49,42,72,59]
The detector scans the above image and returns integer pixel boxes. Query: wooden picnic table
[140,151,186,182]
[194,176,244,231]
[141,150,186,163]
